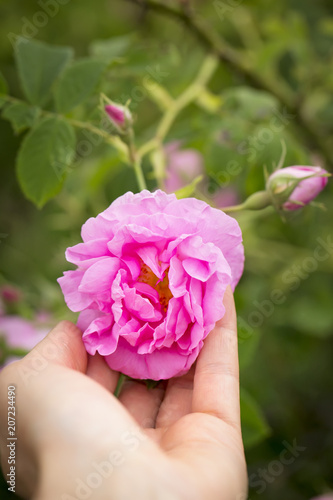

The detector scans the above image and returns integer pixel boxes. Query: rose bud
[267,166,329,211]
[105,101,132,133]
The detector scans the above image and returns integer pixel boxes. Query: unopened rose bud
[105,102,132,133]
[267,166,329,211]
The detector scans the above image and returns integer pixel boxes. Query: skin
[0,287,248,500]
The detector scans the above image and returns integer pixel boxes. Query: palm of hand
[0,288,247,500]
[82,286,247,499]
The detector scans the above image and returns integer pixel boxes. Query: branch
[127,0,333,167]
[137,54,218,187]
[155,54,218,142]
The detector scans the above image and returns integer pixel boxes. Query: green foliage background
[0,0,333,498]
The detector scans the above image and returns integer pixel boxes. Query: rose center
[138,262,173,313]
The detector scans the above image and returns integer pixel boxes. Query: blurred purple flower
[164,142,239,210]
[0,316,49,369]
[211,187,239,209]
[164,141,204,193]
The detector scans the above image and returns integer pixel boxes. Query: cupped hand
[0,287,248,500]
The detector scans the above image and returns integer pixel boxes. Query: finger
[24,321,88,373]
[0,321,87,442]
[156,366,194,428]
[0,322,87,497]
[86,353,119,393]
[192,286,241,430]
[119,380,165,428]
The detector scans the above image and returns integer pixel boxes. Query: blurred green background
[0,0,332,499]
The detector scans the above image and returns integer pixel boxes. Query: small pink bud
[267,166,329,211]
[105,102,132,132]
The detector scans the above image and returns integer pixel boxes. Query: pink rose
[164,141,204,193]
[58,190,244,380]
[0,316,48,369]
[267,166,329,211]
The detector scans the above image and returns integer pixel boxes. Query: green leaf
[288,297,333,338]
[16,116,76,207]
[14,38,73,106]
[89,35,132,62]
[0,97,6,109]
[238,329,261,371]
[55,58,107,113]
[2,102,41,134]
[221,86,279,122]
[0,71,8,95]
[0,72,8,109]
[175,175,204,199]
[240,387,270,449]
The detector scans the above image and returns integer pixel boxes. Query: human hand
[0,287,248,500]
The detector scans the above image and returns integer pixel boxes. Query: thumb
[24,320,88,373]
